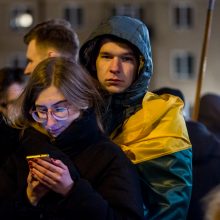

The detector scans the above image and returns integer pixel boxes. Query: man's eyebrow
[99,51,111,55]
[99,51,135,56]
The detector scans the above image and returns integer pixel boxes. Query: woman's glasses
[31,106,70,123]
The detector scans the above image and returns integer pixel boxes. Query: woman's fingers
[29,158,65,186]
[51,158,68,169]
[31,167,56,188]
[29,157,74,195]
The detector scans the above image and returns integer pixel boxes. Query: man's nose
[109,57,121,73]
[24,65,31,75]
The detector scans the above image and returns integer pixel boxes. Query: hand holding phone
[27,155,74,196]
[26,154,50,160]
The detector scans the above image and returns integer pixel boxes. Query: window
[112,4,143,19]
[171,50,195,80]
[10,6,34,30]
[173,3,193,29]
[63,6,83,28]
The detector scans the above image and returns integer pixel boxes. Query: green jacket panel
[137,149,192,220]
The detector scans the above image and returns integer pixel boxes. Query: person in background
[80,15,192,219]
[153,87,220,220]
[203,185,220,220]
[0,67,27,117]
[187,93,220,220]
[0,67,27,166]
[23,18,79,75]
[198,93,220,141]
[0,57,144,219]
[186,118,220,220]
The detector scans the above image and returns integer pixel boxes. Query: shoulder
[143,91,184,108]
[91,135,132,164]
[140,92,185,125]
[123,91,186,132]
[98,136,128,156]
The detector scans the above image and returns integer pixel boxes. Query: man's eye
[100,55,112,59]
[121,56,134,62]
[26,59,32,64]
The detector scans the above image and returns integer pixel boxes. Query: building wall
[150,0,220,110]
[0,0,219,114]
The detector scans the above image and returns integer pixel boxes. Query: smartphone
[26,154,50,160]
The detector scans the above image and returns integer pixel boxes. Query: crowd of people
[0,15,218,220]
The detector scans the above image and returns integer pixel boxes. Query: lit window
[63,6,83,28]
[112,4,143,19]
[173,3,193,29]
[10,7,33,30]
[172,51,195,80]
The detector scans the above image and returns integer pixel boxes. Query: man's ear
[48,51,60,58]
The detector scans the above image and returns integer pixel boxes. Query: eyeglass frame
[31,103,72,123]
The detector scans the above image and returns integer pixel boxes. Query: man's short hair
[24,19,79,61]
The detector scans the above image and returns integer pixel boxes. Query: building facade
[0,0,219,115]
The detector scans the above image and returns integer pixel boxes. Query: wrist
[26,188,39,206]
[61,180,74,196]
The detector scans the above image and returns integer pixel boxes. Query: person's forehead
[26,39,45,58]
[99,40,134,53]
[26,39,37,55]
[35,85,65,105]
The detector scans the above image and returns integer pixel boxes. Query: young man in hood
[80,16,192,219]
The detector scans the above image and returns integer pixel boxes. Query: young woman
[0,57,144,219]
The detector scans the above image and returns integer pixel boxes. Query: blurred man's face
[24,39,48,75]
[0,83,25,117]
[96,41,138,94]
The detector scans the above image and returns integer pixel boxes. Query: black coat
[0,110,144,219]
[0,114,20,167]
[186,120,220,220]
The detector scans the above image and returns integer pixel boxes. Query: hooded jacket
[80,16,192,219]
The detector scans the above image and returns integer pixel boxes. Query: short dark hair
[24,19,79,61]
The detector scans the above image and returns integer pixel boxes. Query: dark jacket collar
[54,109,102,156]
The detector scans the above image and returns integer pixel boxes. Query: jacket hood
[80,16,153,134]
[80,16,153,105]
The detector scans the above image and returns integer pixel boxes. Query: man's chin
[106,87,126,94]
